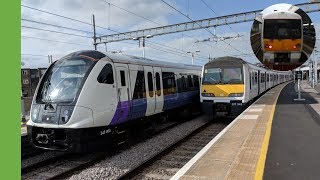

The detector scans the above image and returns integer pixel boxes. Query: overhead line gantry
[94,2,320,45]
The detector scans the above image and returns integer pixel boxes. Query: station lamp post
[133,35,153,58]
[187,50,200,65]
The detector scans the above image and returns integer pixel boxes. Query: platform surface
[264,81,320,180]
[172,82,289,180]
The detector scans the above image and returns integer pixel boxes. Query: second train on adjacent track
[200,56,292,118]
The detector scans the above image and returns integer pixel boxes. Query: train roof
[103,52,202,70]
[206,56,291,74]
[63,50,202,71]
[263,11,301,20]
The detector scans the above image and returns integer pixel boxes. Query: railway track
[21,135,46,159]
[21,116,230,180]
[21,115,199,180]
[21,152,108,180]
[117,119,231,180]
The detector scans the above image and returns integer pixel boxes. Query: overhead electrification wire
[22,35,93,47]
[200,0,241,36]
[100,0,214,50]
[147,43,208,61]
[103,0,163,26]
[22,18,102,35]
[147,41,208,60]
[21,3,208,60]
[148,43,204,59]
[161,0,244,54]
[22,26,92,38]
[21,53,48,57]
[21,3,192,54]
[21,4,118,33]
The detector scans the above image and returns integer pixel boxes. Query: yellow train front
[200,57,246,118]
[262,11,303,64]
[200,56,292,119]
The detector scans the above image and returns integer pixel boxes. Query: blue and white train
[27,50,201,152]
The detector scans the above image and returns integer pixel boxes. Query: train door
[258,70,260,95]
[154,67,164,114]
[144,66,156,116]
[115,64,131,121]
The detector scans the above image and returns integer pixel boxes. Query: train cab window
[263,19,302,39]
[133,71,146,99]
[162,72,176,95]
[97,64,114,84]
[147,72,154,97]
[120,70,126,86]
[155,72,161,96]
[223,68,243,84]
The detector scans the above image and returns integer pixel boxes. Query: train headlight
[228,93,243,97]
[293,44,301,49]
[59,106,75,124]
[31,104,40,122]
[201,93,215,97]
[265,44,272,49]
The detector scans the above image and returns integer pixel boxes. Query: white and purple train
[27,50,201,152]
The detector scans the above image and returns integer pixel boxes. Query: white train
[200,57,292,117]
[27,50,201,152]
[262,10,303,65]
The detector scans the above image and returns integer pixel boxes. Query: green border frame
[0,0,20,179]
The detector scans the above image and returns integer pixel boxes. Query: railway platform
[171,81,320,180]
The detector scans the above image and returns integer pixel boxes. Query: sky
[21,0,320,68]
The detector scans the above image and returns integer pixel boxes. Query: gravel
[68,116,210,180]
[21,151,66,169]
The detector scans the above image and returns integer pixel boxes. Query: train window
[156,72,161,96]
[97,64,114,84]
[193,75,199,88]
[249,72,252,89]
[252,72,255,85]
[255,72,258,84]
[120,70,126,86]
[162,72,176,95]
[223,68,243,84]
[181,76,187,92]
[187,75,193,89]
[147,72,154,97]
[263,19,301,39]
[133,71,146,99]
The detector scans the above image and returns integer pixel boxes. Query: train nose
[36,134,49,144]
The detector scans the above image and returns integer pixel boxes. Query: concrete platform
[171,82,289,180]
[264,81,320,180]
[171,81,320,180]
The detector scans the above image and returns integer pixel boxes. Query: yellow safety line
[254,83,287,180]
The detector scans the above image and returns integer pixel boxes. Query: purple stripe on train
[110,91,199,125]
[110,101,130,125]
